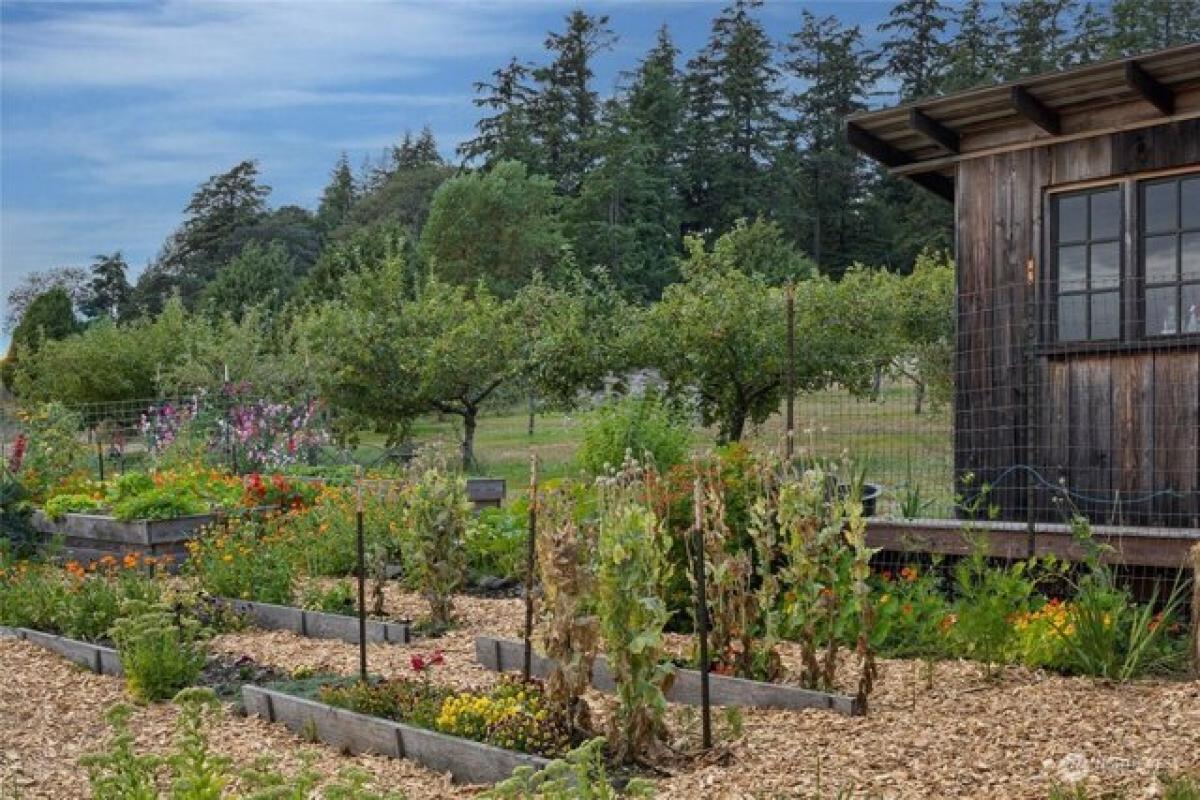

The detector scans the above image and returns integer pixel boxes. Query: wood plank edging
[474,636,864,717]
[11,627,123,676]
[217,598,410,645]
[241,685,550,784]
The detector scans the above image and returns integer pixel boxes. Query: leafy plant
[109,601,208,701]
[466,504,527,581]
[185,519,295,604]
[948,546,1037,677]
[301,581,356,615]
[44,492,105,519]
[871,565,953,659]
[112,485,206,521]
[578,393,690,476]
[593,463,673,763]
[15,402,88,501]
[80,703,161,799]
[398,467,470,629]
[485,737,656,799]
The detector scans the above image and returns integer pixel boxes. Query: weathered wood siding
[955,119,1200,527]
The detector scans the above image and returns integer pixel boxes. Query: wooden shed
[847,44,1200,536]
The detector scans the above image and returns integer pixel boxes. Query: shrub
[185,519,294,604]
[399,468,470,629]
[465,504,527,581]
[485,737,656,800]
[577,394,690,476]
[44,492,106,520]
[593,465,673,763]
[947,548,1038,676]
[871,565,953,659]
[16,402,88,501]
[111,486,206,521]
[109,601,208,701]
[59,562,161,642]
[271,485,396,578]
[0,559,70,631]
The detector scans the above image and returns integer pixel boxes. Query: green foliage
[398,467,471,628]
[59,568,161,643]
[200,242,296,322]
[485,737,656,799]
[871,565,952,659]
[14,402,87,500]
[109,601,208,701]
[419,161,568,297]
[0,470,37,557]
[0,559,70,631]
[577,394,691,476]
[185,519,295,604]
[2,286,81,393]
[81,703,161,800]
[593,467,673,763]
[111,485,207,521]
[300,581,356,615]
[465,505,527,580]
[43,492,105,519]
[948,548,1037,676]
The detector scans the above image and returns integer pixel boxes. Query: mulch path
[5,581,1199,798]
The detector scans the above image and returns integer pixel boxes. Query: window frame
[1041,167,1200,349]
[1138,173,1200,340]
[1047,184,1125,344]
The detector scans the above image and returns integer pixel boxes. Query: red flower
[430,650,445,666]
[410,654,427,672]
[7,434,26,474]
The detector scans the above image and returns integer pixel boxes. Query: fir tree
[878,0,950,101]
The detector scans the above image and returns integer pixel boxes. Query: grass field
[404,382,955,517]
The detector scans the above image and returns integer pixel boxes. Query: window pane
[1184,284,1200,334]
[1091,241,1119,289]
[1058,245,1087,291]
[1145,235,1177,283]
[1183,176,1200,229]
[1057,194,1087,242]
[1090,189,1120,238]
[1183,232,1200,280]
[1090,291,1119,339]
[1145,181,1177,233]
[1058,294,1087,341]
[1146,286,1178,336]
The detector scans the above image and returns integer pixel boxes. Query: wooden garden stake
[785,283,796,461]
[356,465,368,684]
[693,475,712,750]
[1191,543,1200,674]
[523,454,538,682]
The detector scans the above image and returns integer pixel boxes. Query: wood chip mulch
[5,580,1199,799]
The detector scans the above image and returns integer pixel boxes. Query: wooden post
[356,466,368,683]
[1191,543,1200,675]
[523,454,538,682]
[692,475,712,750]
[785,283,796,461]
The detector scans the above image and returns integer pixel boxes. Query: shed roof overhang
[845,43,1200,202]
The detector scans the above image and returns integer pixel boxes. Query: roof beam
[909,108,960,154]
[845,122,912,168]
[845,122,954,202]
[1124,60,1174,116]
[1010,86,1061,135]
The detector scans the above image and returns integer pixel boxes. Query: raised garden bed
[218,598,410,645]
[0,625,123,676]
[242,684,549,784]
[475,635,864,716]
[32,508,215,562]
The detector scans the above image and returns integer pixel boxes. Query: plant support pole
[523,453,538,682]
[692,475,712,750]
[356,465,368,683]
[96,439,105,483]
[786,283,796,461]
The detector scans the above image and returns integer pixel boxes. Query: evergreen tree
[317,153,356,233]
[201,241,296,321]
[2,287,81,392]
[680,49,723,236]
[684,0,782,236]
[458,58,539,168]
[783,11,875,273]
[999,0,1075,78]
[1106,0,1200,55]
[1069,2,1112,65]
[528,10,616,194]
[80,252,131,321]
[941,0,1001,92]
[878,0,950,101]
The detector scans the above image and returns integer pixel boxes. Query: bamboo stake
[523,454,538,682]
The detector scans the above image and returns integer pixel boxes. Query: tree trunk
[461,408,477,472]
[871,365,883,400]
[726,408,748,444]
[913,379,926,415]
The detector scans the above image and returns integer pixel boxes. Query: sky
[1,0,899,346]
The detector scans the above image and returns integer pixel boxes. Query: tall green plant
[400,467,471,629]
[593,465,673,763]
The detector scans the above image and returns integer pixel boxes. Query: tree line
[3,0,1195,461]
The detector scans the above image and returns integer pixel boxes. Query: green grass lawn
[397,381,955,516]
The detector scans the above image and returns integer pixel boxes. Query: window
[1141,175,1200,336]
[1052,186,1122,342]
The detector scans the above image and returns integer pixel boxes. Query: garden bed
[31,508,214,562]
[242,684,550,784]
[474,635,864,716]
[0,625,122,676]
[218,597,411,645]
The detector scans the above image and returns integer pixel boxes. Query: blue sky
[1,0,899,343]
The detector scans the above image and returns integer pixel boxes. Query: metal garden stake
[356,465,368,683]
[693,475,713,749]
